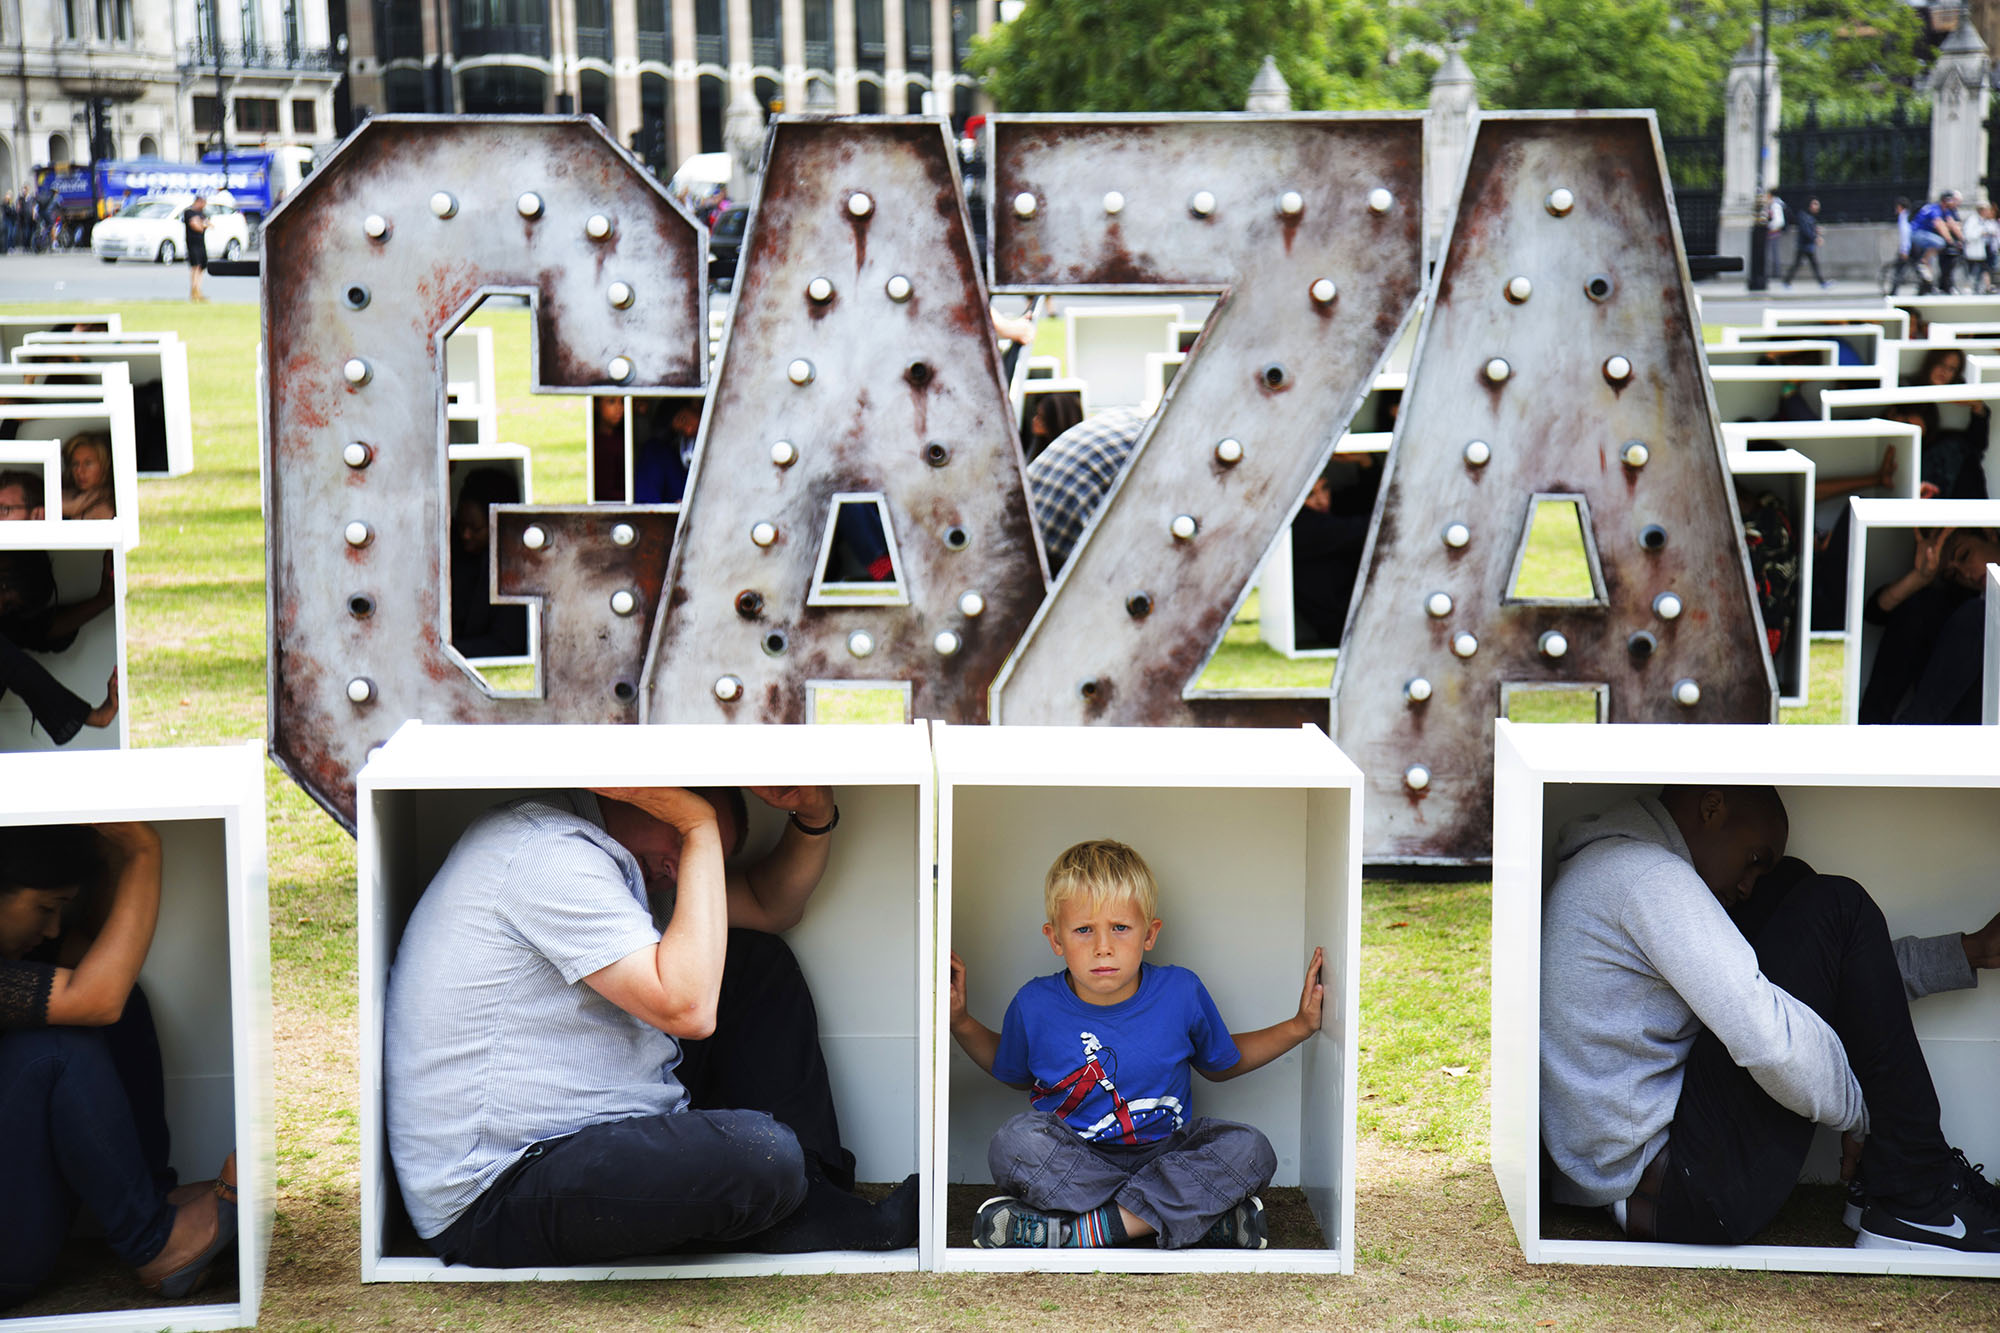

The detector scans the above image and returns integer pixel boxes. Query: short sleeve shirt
[991,964,1238,1144]
[1913,203,1951,238]
[383,792,683,1238]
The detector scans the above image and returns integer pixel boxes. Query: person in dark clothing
[1783,198,1829,289]
[1291,454,1383,648]
[448,468,530,660]
[183,196,209,303]
[1858,527,1999,724]
[0,549,118,746]
[1,823,239,1308]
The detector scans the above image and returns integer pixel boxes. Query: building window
[197,0,218,49]
[905,0,931,68]
[94,0,132,41]
[139,134,159,156]
[62,0,83,40]
[236,98,280,133]
[241,0,262,45]
[292,98,318,133]
[283,0,302,59]
[47,133,73,166]
[637,0,668,61]
[459,65,547,114]
[855,0,884,68]
[193,96,223,133]
[383,68,427,112]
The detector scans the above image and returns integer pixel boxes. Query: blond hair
[1044,838,1158,923]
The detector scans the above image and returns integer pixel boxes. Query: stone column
[612,0,641,142]
[1929,22,1991,201]
[728,0,755,103]
[832,0,857,112]
[1719,34,1779,271]
[931,0,953,116]
[1424,49,1476,261]
[884,0,906,112]
[672,0,700,164]
[974,0,995,114]
[1243,56,1290,113]
[781,0,806,111]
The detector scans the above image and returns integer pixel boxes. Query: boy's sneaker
[1199,1196,1268,1249]
[1855,1174,2000,1253]
[972,1196,1061,1249]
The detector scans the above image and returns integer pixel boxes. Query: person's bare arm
[725,785,836,933]
[44,822,161,1026]
[1963,910,2000,970]
[944,948,1008,1072]
[1872,526,1953,617]
[1815,444,1897,501]
[582,787,729,1038]
[83,669,117,729]
[1198,947,1324,1082]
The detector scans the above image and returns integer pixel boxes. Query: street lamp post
[1747,0,1772,291]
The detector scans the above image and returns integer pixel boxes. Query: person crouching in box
[949,838,1323,1250]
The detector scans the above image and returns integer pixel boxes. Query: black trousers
[431,929,852,1267]
[1653,861,1953,1244]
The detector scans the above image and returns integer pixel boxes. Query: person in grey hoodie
[1541,785,2000,1252]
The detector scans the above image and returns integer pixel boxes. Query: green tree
[965,0,1403,113]
[1458,0,1724,127]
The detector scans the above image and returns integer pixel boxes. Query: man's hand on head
[747,785,835,826]
[1963,909,2000,970]
[590,785,715,836]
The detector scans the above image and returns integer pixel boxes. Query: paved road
[0,250,262,305]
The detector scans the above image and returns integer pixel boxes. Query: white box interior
[1062,305,1183,411]
[931,723,1360,1274]
[10,344,191,478]
[1821,383,2000,498]
[1707,368,1883,426]
[1727,448,1815,706]
[0,743,271,1332]
[0,315,121,360]
[1890,338,2000,382]
[1704,339,1838,367]
[443,325,498,446]
[0,526,129,753]
[1763,307,1912,341]
[356,721,932,1281]
[1492,720,2000,1277]
[1842,498,2000,725]
[1721,323,1888,382]
[0,396,144,550]
[1256,433,1388,660]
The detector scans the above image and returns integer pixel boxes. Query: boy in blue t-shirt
[948,839,1325,1249]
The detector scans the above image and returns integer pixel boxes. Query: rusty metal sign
[984,114,1425,728]
[1331,114,1775,864]
[642,118,1047,724]
[261,116,705,828]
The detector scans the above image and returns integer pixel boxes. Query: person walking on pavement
[1785,198,1831,289]
[183,196,209,303]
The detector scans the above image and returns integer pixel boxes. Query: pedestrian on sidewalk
[1785,198,1830,289]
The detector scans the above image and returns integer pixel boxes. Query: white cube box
[1763,306,1912,341]
[1707,366,1884,427]
[1987,563,2000,724]
[1841,497,2000,725]
[0,521,129,753]
[1704,339,1839,368]
[1890,338,2000,383]
[0,742,273,1332]
[1820,382,2000,498]
[1890,294,2000,331]
[1492,720,2000,1278]
[10,343,192,478]
[445,443,539,673]
[443,326,498,447]
[1726,447,1815,706]
[1256,433,1389,660]
[356,720,934,1280]
[0,314,121,360]
[1721,323,1889,383]
[0,394,145,551]
[930,723,1361,1274]
[1062,304,1183,411]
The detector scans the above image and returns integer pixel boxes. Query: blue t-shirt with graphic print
[991,963,1239,1144]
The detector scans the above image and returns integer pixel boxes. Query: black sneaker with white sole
[1846,1149,2000,1234]
[1855,1175,2000,1253]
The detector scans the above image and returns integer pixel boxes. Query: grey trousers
[987,1110,1276,1249]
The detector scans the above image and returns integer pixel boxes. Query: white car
[92,196,249,265]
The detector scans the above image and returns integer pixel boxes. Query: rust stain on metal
[1331,114,1775,865]
[643,117,1046,725]
[262,115,707,830]
[990,114,1425,732]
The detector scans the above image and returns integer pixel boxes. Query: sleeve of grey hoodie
[1895,934,1974,1000]
[1622,862,1869,1135]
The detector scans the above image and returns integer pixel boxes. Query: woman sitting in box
[0,823,237,1307]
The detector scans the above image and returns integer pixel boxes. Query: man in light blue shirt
[385,783,917,1266]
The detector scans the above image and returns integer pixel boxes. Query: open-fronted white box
[1063,304,1183,411]
[0,314,121,360]
[1763,306,1912,341]
[1842,497,2000,725]
[931,722,1361,1274]
[445,443,540,674]
[1890,294,2000,331]
[1708,366,1884,426]
[1721,419,1922,640]
[0,397,144,550]
[11,343,192,477]
[1889,338,2000,383]
[1820,382,2000,498]
[1492,720,2000,1278]
[1014,378,1089,463]
[0,742,272,1332]
[1726,447,1815,706]
[1720,323,1889,383]
[0,520,129,753]
[1987,563,2000,724]
[443,325,498,446]
[356,720,933,1280]
[1256,434,1388,660]
[1704,339,1839,368]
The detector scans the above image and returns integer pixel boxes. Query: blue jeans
[988,1111,1277,1248]
[0,989,177,1308]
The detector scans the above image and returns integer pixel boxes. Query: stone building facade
[0,0,341,199]
[338,0,995,175]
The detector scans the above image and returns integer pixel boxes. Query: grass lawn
[12,297,1994,1331]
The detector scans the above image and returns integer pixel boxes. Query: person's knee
[1188,1118,1278,1186]
[0,1024,111,1080]
[714,1110,808,1223]
[987,1111,1064,1181]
